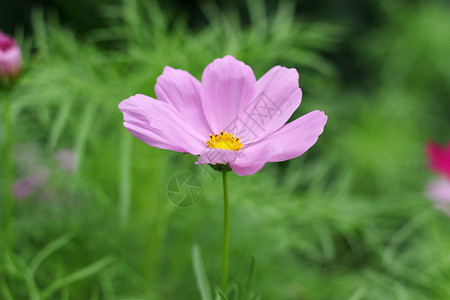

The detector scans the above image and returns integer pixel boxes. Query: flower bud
[0,30,22,79]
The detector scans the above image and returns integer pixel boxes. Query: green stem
[220,171,229,291]
[1,87,14,250]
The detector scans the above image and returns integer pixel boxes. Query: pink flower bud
[0,30,22,79]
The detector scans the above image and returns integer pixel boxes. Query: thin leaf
[229,283,240,300]
[0,282,14,300]
[192,245,213,300]
[48,100,73,150]
[242,256,256,300]
[8,253,40,300]
[41,256,114,299]
[216,289,228,300]
[30,232,74,274]
[348,286,367,300]
[74,101,97,175]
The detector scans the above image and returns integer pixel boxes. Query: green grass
[1,0,450,299]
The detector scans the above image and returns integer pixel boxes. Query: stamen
[206,131,242,151]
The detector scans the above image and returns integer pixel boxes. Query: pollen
[206,131,242,151]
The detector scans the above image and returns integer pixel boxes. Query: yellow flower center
[206,131,242,151]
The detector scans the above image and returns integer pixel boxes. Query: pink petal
[0,33,22,78]
[155,66,212,137]
[427,177,450,203]
[119,94,205,155]
[426,177,450,216]
[426,142,450,178]
[230,110,327,175]
[201,55,256,135]
[228,147,275,175]
[196,148,237,165]
[234,66,302,143]
[258,110,327,162]
[123,122,183,152]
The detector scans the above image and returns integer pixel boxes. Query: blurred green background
[1,0,450,299]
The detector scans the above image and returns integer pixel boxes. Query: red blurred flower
[426,142,450,179]
[426,142,450,216]
[0,30,22,79]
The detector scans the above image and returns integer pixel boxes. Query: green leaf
[48,100,73,150]
[30,232,74,274]
[192,245,213,300]
[216,289,228,300]
[74,102,97,175]
[6,253,40,300]
[229,283,240,300]
[40,256,114,299]
[0,282,14,300]
[242,256,256,300]
[348,286,367,300]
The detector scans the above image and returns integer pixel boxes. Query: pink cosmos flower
[0,30,22,79]
[426,142,450,179]
[426,142,450,215]
[426,177,450,216]
[119,55,327,175]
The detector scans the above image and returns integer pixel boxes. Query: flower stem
[1,86,14,250]
[221,171,229,291]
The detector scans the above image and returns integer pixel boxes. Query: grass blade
[41,256,114,299]
[30,232,74,274]
[48,100,73,150]
[216,289,228,300]
[242,256,256,300]
[192,245,213,300]
[0,281,14,300]
[74,102,97,175]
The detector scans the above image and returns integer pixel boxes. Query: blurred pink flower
[13,146,77,199]
[426,142,450,179]
[0,30,22,79]
[56,149,78,171]
[13,171,49,199]
[426,141,450,215]
[426,178,450,216]
[119,55,327,175]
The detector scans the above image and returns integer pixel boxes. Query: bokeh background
[1,0,450,299]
